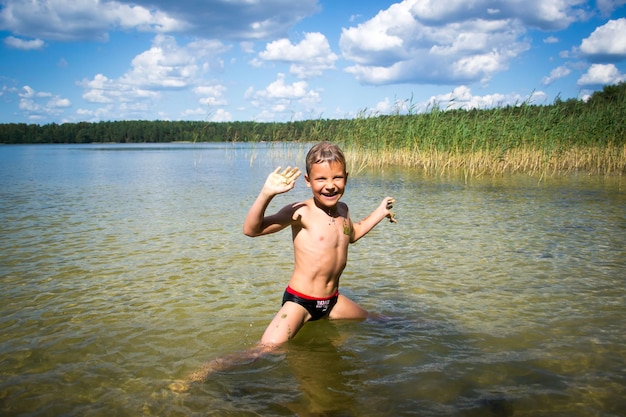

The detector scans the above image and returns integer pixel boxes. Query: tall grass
[277,83,626,177]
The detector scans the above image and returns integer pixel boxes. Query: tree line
[0,82,624,146]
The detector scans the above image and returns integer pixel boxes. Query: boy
[243,141,396,346]
[171,142,395,390]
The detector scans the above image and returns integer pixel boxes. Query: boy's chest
[300,218,350,248]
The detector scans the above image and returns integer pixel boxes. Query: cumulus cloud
[80,35,228,102]
[194,84,228,106]
[77,35,230,120]
[17,85,71,120]
[339,0,539,85]
[208,108,232,122]
[577,63,625,85]
[0,0,186,42]
[542,65,572,85]
[124,0,318,40]
[408,0,587,30]
[579,18,626,63]
[0,0,317,42]
[122,35,228,89]
[258,32,338,78]
[245,73,321,120]
[4,36,44,50]
[426,86,545,109]
[372,85,548,115]
[181,106,231,121]
[80,73,157,104]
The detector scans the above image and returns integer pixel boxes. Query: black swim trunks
[282,285,339,321]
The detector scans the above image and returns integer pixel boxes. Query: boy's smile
[305,161,348,210]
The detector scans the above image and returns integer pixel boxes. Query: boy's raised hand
[263,166,302,195]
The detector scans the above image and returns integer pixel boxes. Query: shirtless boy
[170,142,395,390]
[243,141,396,346]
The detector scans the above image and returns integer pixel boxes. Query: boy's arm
[243,167,301,237]
[350,197,395,243]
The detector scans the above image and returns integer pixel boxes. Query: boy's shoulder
[294,198,314,212]
[280,199,312,215]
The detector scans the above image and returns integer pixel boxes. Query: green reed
[276,83,626,177]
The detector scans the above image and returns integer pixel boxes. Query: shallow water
[1,143,625,417]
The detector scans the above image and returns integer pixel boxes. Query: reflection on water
[1,143,625,416]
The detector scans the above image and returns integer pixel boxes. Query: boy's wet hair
[305,142,346,175]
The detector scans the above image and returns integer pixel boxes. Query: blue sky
[1,0,625,124]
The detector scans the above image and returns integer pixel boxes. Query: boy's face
[305,161,348,209]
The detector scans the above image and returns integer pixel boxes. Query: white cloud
[250,74,310,100]
[340,0,531,85]
[194,85,227,98]
[73,34,229,119]
[421,85,547,111]
[18,85,36,98]
[81,73,159,104]
[49,97,71,108]
[408,0,587,30]
[147,0,318,40]
[258,32,338,78]
[120,35,208,89]
[78,35,230,119]
[378,97,412,115]
[340,1,415,66]
[106,1,184,33]
[180,107,206,117]
[16,85,71,119]
[542,65,572,85]
[180,107,231,121]
[81,74,115,104]
[543,36,559,44]
[195,84,228,107]
[371,86,548,116]
[0,0,187,42]
[3,36,44,50]
[209,108,232,122]
[579,18,626,62]
[245,73,321,120]
[577,63,625,85]
[374,98,391,113]
[0,0,317,42]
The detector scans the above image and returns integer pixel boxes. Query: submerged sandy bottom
[1,143,624,416]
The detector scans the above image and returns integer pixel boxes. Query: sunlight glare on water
[0,143,624,416]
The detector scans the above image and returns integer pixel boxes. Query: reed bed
[281,83,626,177]
[342,143,626,179]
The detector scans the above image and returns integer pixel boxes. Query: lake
[0,143,624,417]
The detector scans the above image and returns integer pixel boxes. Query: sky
[0,0,625,125]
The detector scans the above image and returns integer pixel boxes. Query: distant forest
[0,119,297,144]
[0,82,624,146]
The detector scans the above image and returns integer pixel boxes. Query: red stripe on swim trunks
[285,285,339,301]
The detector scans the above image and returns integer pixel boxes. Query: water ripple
[1,144,625,416]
